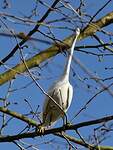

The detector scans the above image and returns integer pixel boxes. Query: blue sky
[0,0,113,149]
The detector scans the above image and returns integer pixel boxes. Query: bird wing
[42,88,62,126]
[42,81,73,126]
[65,83,73,110]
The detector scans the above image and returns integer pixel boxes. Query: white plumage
[42,28,80,127]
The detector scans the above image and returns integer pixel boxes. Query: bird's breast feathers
[47,81,73,111]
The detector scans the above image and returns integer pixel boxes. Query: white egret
[40,28,80,128]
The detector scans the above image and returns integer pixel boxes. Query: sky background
[0,0,113,149]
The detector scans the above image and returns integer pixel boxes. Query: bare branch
[0,0,60,66]
[0,107,38,127]
[0,11,113,85]
[0,106,113,142]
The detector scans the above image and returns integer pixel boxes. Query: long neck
[63,35,79,80]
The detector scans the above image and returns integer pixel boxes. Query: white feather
[42,76,73,126]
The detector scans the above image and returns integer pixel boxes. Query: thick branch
[0,115,113,149]
[55,133,113,150]
[0,0,60,66]
[0,107,38,127]
[80,11,113,40]
[0,106,113,149]
[0,106,113,143]
[0,12,113,85]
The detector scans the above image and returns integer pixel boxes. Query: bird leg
[62,113,73,132]
[62,114,69,130]
[63,114,68,125]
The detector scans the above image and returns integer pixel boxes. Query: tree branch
[0,107,38,127]
[0,11,113,85]
[0,0,60,66]
[55,133,113,150]
[1,106,113,144]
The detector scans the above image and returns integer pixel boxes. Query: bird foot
[36,125,45,135]
[66,122,71,126]
[63,121,71,130]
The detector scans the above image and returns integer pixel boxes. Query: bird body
[41,28,80,127]
[42,75,73,126]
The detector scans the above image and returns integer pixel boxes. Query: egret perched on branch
[41,28,80,128]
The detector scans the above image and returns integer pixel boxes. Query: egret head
[75,28,80,37]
